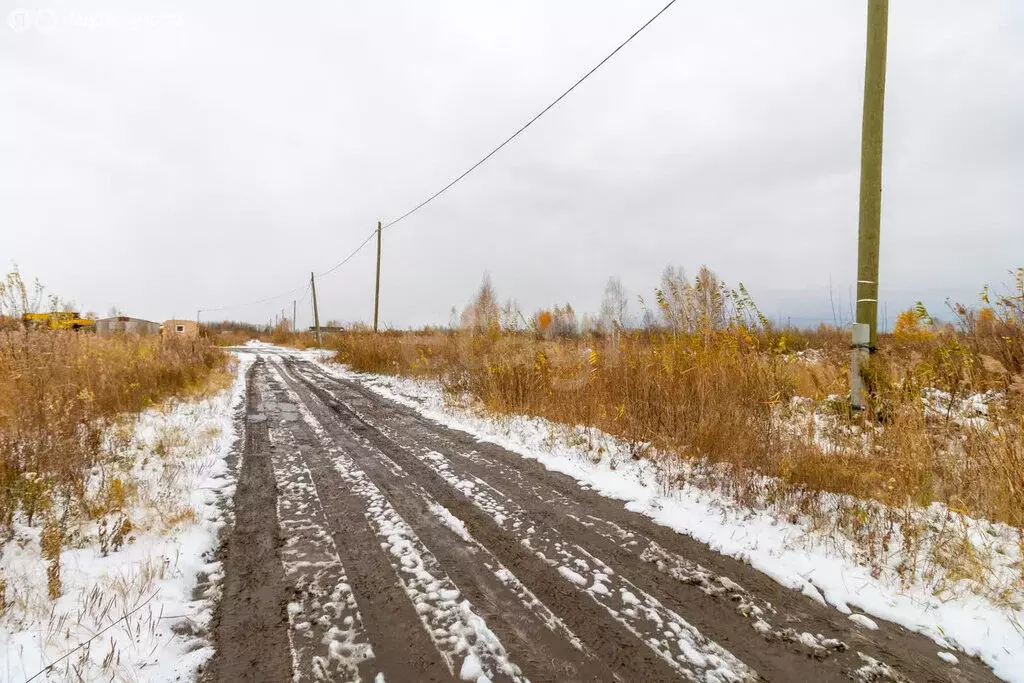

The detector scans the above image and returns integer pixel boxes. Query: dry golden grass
[0,330,226,545]
[328,326,1021,521]
[318,270,1024,595]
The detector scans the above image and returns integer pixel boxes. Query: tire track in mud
[284,355,1001,683]
[262,382,377,681]
[261,365,456,682]
[269,361,635,683]
[272,359,754,683]
[291,360,838,678]
[205,360,293,683]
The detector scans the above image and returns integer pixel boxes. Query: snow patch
[460,652,483,680]
[558,566,588,587]
[428,502,474,543]
[848,614,879,631]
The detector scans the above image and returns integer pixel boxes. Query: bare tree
[500,298,525,332]
[551,303,578,337]
[461,272,500,333]
[657,265,692,331]
[600,276,629,337]
[0,266,45,317]
[693,265,727,330]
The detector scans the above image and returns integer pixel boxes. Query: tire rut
[272,360,674,682]
[274,359,754,682]
[261,364,457,682]
[287,356,1000,683]
[261,378,377,681]
[205,359,293,683]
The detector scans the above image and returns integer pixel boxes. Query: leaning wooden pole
[310,271,322,346]
[373,220,382,333]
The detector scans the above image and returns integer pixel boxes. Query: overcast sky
[2,0,1021,329]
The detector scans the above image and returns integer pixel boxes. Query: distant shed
[163,319,199,338]
[95,316,161,335]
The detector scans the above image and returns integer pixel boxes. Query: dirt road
[206,347,998,682]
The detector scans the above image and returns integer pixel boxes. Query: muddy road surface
[206,347,998,682]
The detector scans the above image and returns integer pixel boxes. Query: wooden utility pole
[293,299,297,334]
[310,271,322,346]
[856,0,888,349]
[852,0,889,409]
[373,220,382,333]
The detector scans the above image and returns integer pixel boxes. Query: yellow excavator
[22,312,96,331]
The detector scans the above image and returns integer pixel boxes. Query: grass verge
[0,330,226,596]
[319,268,1024,600]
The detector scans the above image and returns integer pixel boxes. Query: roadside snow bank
[0,354,251,683]
[308,355,1024,683]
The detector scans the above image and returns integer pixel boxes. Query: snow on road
[265,405,375,680]
[269,362,526,682]
[411,450,756,681]
[299,347,1024,683]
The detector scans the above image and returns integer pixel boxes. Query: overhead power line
[198,0,678,316]
[379,0,680,233]
[199,282,308,316]
[312,0,680,276]
[316,228,378,279]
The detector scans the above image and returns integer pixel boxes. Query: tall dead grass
[0,330,225,543]
[333,327,1021,518]
[325,268,1024,595]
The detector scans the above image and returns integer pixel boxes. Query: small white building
[163,319,199,338]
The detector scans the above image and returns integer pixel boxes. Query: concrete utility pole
[293,299,297,333]
[373,220,382,333]
[310,271,322,346]
[851,0,889,410]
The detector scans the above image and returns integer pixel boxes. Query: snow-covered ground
[303,351,1024,683]
[0,354,252,683]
